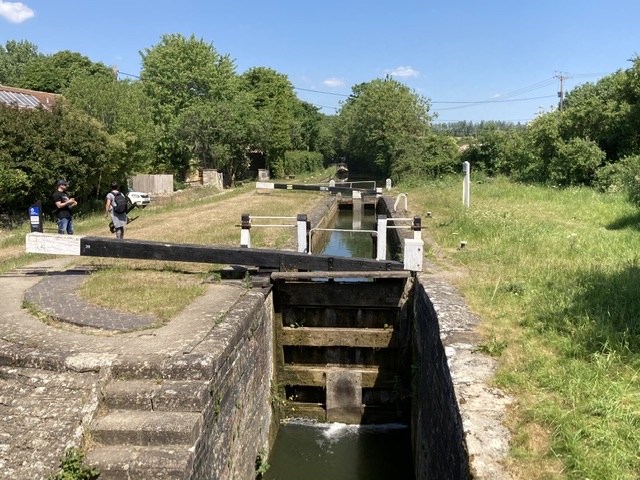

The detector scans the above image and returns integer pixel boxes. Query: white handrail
[393,193,408,212]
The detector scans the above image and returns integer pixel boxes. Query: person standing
[105,181,128,239]
[51,179,77,234]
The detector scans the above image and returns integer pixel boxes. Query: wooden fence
[130,174,173,194]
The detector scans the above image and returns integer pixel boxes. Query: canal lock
[260,200,397,479]
[261,194,471,480]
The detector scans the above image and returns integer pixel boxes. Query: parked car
[127,191,151,207]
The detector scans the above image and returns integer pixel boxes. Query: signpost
[29,201,43,233]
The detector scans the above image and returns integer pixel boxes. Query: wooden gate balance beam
[255,182,380,196]
[25,233,405,272]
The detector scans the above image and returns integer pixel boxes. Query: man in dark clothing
[51,180,77,234]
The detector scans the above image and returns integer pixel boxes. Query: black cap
[57,180,68,186]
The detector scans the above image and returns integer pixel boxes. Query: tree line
[1,36,640,223]
[461,57,640,204]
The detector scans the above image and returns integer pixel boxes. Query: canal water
[264,206,414,480]
[264,420,413,480]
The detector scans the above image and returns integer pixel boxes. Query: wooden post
[413,216,422,241]
[463,161,470,208]
[240,213,251,248]
[352,190,362,230]
[376,215,387,261]
[296,214,308,253]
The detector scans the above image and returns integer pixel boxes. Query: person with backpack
[105,181,129,239]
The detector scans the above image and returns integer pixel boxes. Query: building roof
[0,85,60,111]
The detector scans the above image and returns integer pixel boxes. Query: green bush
[594,155,640,205]
[283,150,324,175]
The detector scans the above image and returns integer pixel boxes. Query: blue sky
[1,0,639,123]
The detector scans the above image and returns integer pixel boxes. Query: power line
[432,94,557,105]
[115,70,605,114]
[117,70,140,79]
[294,87,348,97]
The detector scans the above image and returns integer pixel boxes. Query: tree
[0,39,42,86]
[240,67,298,176]
[140,33,238,177]
[336,76,432,177]
[0,104,114,216]
[391,134,459,184]
[63,75,156,179]
[176,91,254,186]
[21,50,113,93]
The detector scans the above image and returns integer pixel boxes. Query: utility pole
[554,72,569,111]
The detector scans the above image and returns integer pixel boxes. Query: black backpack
[112,192,128,214]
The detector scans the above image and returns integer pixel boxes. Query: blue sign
[29,206,39,216]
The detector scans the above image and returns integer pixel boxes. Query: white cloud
[323,77,345,88]
[0,1,34,23]
[387,66,419,78]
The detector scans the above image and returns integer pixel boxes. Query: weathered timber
[271,271,412,280]
[281,307,399,329]
[280,326,396,348]
[76,236,404,271]
[282,402,326,422]
[282,402,401,424]
[281,365,397,388]
[275,280,408,308]
[256,181,378,197]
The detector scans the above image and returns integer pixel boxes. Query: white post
[240,214,251,248]
[296,214,308,253]
[403,239,424,272]
[352,191,362,230]
[462,161,471,208]
[385,178,392,191]
[376,215,387,261]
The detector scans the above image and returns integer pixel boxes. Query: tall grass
[403,175,640,479]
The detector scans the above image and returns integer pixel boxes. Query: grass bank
[402,175,640,479]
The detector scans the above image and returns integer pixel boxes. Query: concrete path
[0,257,246,480]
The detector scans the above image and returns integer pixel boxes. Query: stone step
[110,353,216,381]
[102,379,210,412]
[91,410,202,446]
[86,444,193,480]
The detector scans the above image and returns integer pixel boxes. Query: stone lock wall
[190,290,275,479]
[412,282,470,479]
